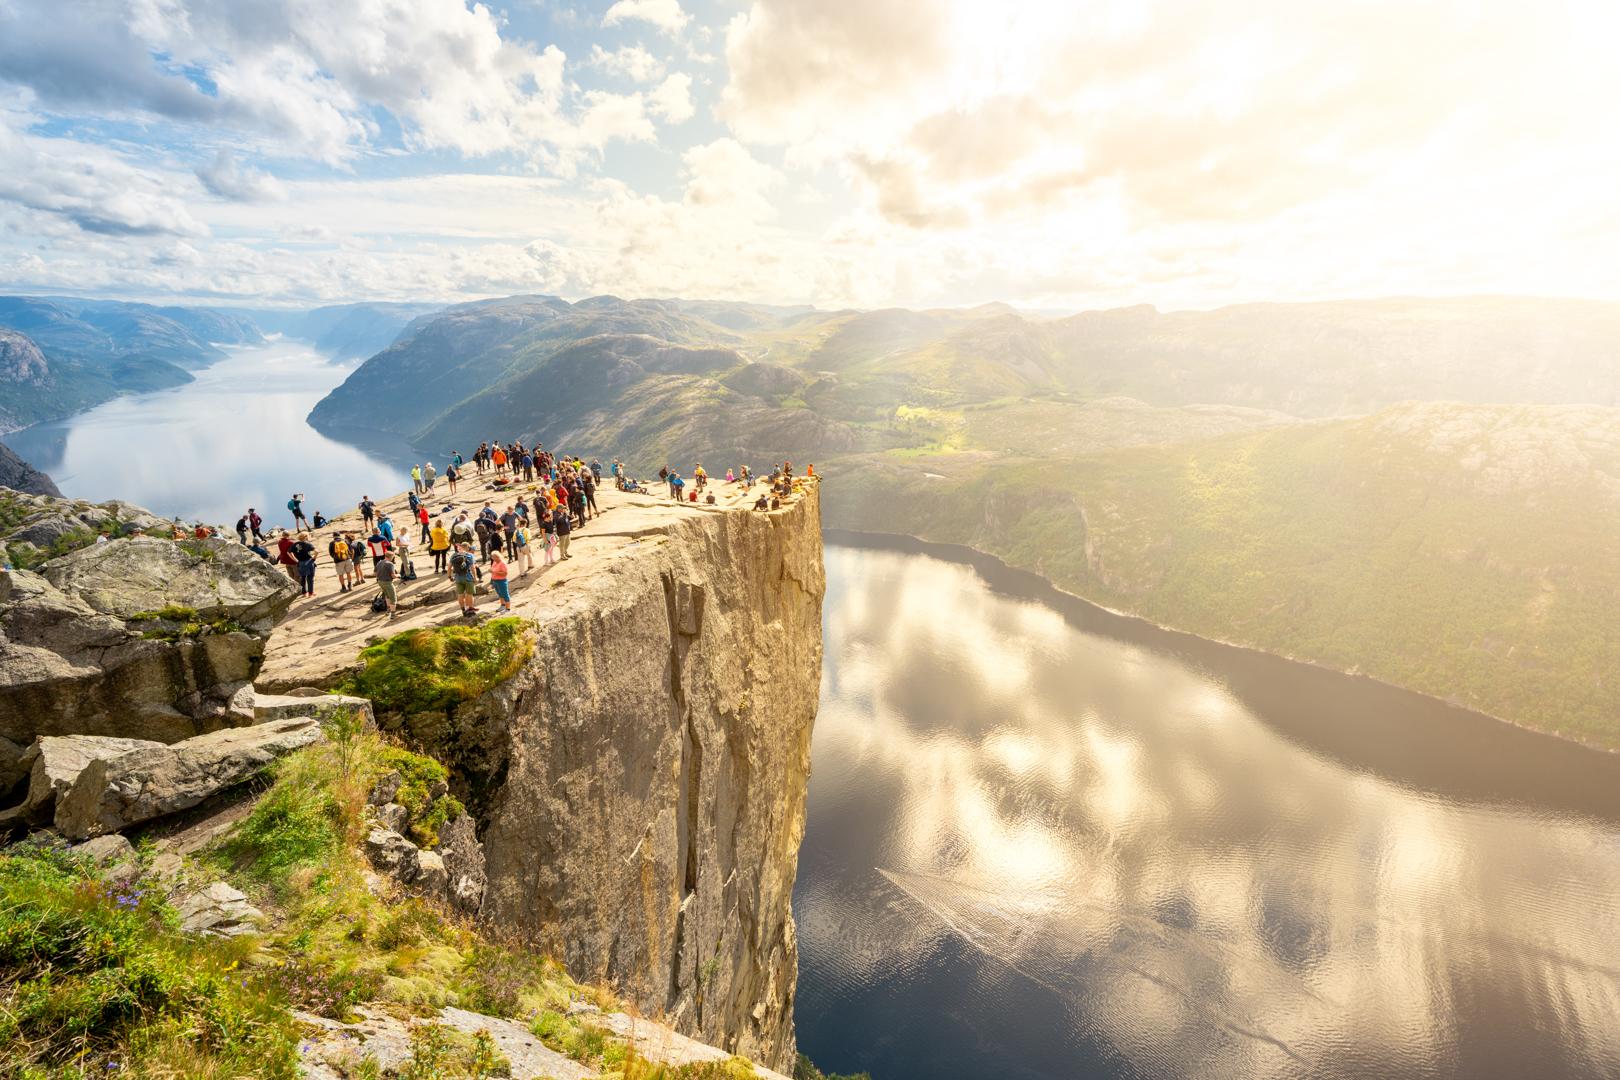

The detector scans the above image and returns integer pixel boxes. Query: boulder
[0,535,294,746]
[414,849,448,896]
[175,880,265,937]
[364,827,419,883]
[252,691,375,729]
[375,801,409,834]
[75,833,138,885]
[54,718,324,839]
[0,733,25,794]
[368,770,403,806]
[435,812,486,914]
[43,536,294,630]
[16,734,164,823]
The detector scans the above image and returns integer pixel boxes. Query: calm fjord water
[795,542,1620,1080]
[9,351,1619,1079]
[4,340,416,528]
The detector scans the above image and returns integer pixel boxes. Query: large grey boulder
[44,536,293,630]
[0,533,296,746]
[54,717,324,839]
[16,735,165,824]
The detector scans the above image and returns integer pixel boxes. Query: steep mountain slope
[308,296,752,444]
[0,326,189,433]
[0,440,60,496]
[0,296,270,430]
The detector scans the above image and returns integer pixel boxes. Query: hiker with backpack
[329,533,353,592]
[449,544,479,617]
[374,551,399,619]
[291,532,318,597]
[288,494,309,530]
[445,462,460,495]
[359,496,376,528]
[235,513,250,545]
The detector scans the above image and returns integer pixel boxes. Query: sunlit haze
[1,0,1615,310]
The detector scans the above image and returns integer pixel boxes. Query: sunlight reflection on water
[794,544,1620,1080]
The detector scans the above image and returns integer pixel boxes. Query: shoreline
[823,526,1620,822]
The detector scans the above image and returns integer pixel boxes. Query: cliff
[259,478,826,1071]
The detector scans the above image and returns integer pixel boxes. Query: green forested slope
[826,403,1620,747]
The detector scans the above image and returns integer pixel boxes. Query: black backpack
[370,594,389,614]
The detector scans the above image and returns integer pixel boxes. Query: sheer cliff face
[445,488,823,1070]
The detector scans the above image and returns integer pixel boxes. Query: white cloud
[649,73,695,124]
[195,149,288,202]
[587,44,666,84]
[0,110,207,237]
[0,0,657,169]
[602,0,690,34]
[682,138,778,218]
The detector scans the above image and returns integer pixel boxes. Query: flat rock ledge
[296,1004,790,1080]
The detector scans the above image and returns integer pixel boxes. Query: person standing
[488,547,512,612]
[375,551,399,619]
[348,531,367,583]
[329,532,353,593]
[449,543,478,617]
[378,513,395,544]
[359,496,376,528]
[235,513,250,545]
[248,508,264,542]
[500,506,519,556]
[429,518,450,574]
[411,464,423,494]
[288,493,309,530]
[291,532,318,597]
[367,527,389,571]
[276,531,298,581]
[418,503,431,544]
[554,504,573,560]
[582,472,598,518]
[445,462,459,495]
[423,462,436,491]
[514,521,533,574]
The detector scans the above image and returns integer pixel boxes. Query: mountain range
[307,293,1620,747]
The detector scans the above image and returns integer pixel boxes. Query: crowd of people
[175,443,812,623]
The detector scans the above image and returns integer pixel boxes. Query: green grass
[0,840,301,1078]
[337,618,534,714]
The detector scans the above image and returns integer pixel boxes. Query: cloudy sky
[0,0,1615,311]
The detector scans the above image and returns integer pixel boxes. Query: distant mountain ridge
[303,291,1620,748]
[245,301,445,360]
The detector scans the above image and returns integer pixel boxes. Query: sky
[0,0,1616,312]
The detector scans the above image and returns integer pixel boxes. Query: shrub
[338,618,534,714]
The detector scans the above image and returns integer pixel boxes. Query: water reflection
[3,341,414,528]
[795,545,1620,1080]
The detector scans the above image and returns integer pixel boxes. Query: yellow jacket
[429,525,450,551]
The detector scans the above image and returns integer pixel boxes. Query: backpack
[333,540,349,560]
[370,594,390,614]
[287,498,298,512]
[450,553,473,576]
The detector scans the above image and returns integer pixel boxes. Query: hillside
[826,403,1620,748]
[248,301,446,360]
[0,296,267,431]
[0,442,59,496]
[299,292,1620,748]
